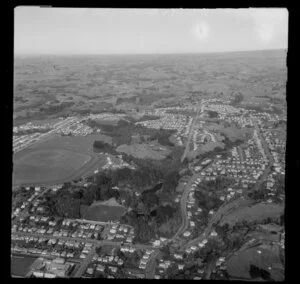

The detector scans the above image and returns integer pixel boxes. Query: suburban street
[145,249,160,279]
[171,172,202,241]
[74,245,97,277]
[173,100,205,239]
[13,230,159,278]
[12,231,156,251]
[13,118,77,154]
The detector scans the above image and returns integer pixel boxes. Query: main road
[146,114,276,279]
[144,101,204,277]
[13,117,77,154]
[172,100,205,240]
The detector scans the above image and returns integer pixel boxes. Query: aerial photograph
[12,7,287,280]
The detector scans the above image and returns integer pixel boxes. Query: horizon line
[14,48,287,57]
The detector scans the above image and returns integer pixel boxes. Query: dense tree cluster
[247,189,268,202]
[108,165,163,189]
[194,176,234,212]
[89,119,176,147]
[93,140,116,153]
[121,203,178,243]
[37,136,184,243]
[148,129,175,147]
[249,265,272,281]
[194,190,223,212]
[207,110,219,118]
[39,154,182,242]
[162,170,180,195]
[39,102,74,115]
[115,96,137,105]
[40,190,81,219]
[231,92,244,105]
[134,115,161,122]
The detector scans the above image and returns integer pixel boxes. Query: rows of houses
[135,113,188,132]
[84,245,152,278]
[13,121,54,134]
[205,103,241,116]
[139,249,155,270]
[58,121,93,136]
[102,156,135,171]
[105,222,135,243]
[87,113,125,122]
[262,130,285,175]
[11,234,87,260]
[13,117,77,153]
[30,257,75,278]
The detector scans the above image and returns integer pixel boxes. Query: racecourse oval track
[12,135,108,188]
[13,148,92,185]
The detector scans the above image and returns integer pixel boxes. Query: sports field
[13,148,91,185]
[81,199,126,222]
[12,134,110,186]
[11,255,37,277]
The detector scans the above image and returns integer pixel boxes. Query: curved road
[142,115,276,278]
[172,101,204,240]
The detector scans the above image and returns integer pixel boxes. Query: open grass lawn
[13,148,91,185]
[13,134,112,185]
[81,203,126,222]
[33,134,113,152]
[220,203,284,227]
[227,246,283,280]
[11,255,37,277]
[116,143,169,160]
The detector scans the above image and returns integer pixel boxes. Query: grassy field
[227,245,283,280]
[32,134,113,152]
[11,255,37,277]
[187,141,225,160]
[220,203,284,227]
[13,134,112,186]
[81,199,126,222]
[13,148,91,185]
[116,143,170,160]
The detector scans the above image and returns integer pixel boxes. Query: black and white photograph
[12,7,287,280]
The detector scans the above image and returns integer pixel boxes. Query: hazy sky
[14,7,288,55]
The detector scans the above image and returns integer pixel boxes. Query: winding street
[145,249,160,278]
[171,172,203,241]
[172,101,206,240]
